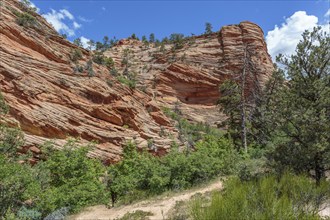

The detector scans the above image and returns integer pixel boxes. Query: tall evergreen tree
[149,33,155,43]
[265,27,330,184]
[205,22,213,35]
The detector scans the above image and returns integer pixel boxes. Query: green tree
[149,33,155,43]
[87,40,95,51]
[73,38,83,47]
[266,27,330,184]
[36,140,107,214]
[95,41,103,50]
[0,126,24,160]
[130,33,138,40]
[0,155,40,217]
[169,33,185,50]
[141,35,147,43]
[218,80,242,149]
[0,92,24,160]
[204,22,213,35]
[103,36,109,48]
[162,37,169,44]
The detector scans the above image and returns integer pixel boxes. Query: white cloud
[60,9,74,20]
[266,11,320,60]
[78,16,93,23]
[325,9,330,17]
[73,21,81,29]
[80,36,90,49]
[43,9,81,37]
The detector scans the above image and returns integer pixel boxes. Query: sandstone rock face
[0,0,273,161]
[105,21,273,126]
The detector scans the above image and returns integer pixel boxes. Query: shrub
[0,126,24,159]
[36,142,108,214]
[16,12,37,27]
[69,49,82,62]
[73,64,84,73]
[0,155,40,217]
[106,116,238,206]
[117,75,136,89]
[93,53,114,69]
[191,172,330,220]
[17,207,42,220]
[44,207,69,220]
[103,57,114,68]
[85,59,94,77]
[169,33,185,50]
[110,67,118,76]
[0,91,9,115]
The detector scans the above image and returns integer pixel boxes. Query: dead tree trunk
[241,46,248,153]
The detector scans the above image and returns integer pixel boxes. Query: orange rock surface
[0,0,273,161]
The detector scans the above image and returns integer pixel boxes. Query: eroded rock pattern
[0,0,273,161]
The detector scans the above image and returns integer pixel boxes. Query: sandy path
[319,205,330,218]
[70,180,223,220]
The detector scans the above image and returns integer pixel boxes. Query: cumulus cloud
[266,11,329,60]
[80,36,91,49]
[59,9,74,20]
[266,11,318,60]
[43,9,81,37]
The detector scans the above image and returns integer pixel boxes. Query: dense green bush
[0,126,24,159]
[35,141,108,214]
[92,52,114,68]
[0,155,40,217]
[169,33,185,50]
[107,128,238,205]
[0,138,108,218]
[117,75,136,89]
[16,12,37,27]
[191,172,330,220]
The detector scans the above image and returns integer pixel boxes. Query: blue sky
[31,0,329,59]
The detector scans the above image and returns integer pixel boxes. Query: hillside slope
[0,0,273,161]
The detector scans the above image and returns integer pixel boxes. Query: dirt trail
[70,180,223,220]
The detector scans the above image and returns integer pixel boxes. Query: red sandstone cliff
[0,0,273,161]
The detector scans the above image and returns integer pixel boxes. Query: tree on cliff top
[204,22,213,35]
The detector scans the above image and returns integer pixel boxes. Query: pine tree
[266,27,330,184]
[205,22,213,35]
[149,33,155,43]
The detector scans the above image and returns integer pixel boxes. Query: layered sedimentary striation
[0,0,273,161]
